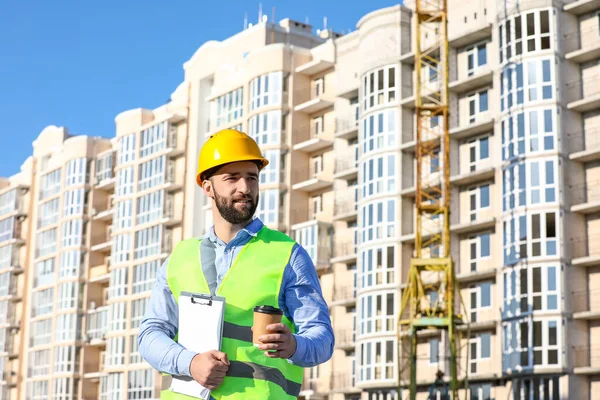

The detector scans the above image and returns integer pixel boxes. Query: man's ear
[202,178,215,199]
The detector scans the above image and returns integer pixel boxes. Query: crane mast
[397,0,469,398]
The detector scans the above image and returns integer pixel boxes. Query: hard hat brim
[196,156,269,186]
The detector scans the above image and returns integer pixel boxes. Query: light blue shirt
[138,218,334,381]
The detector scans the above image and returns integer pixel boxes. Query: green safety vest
[159,226,304,400]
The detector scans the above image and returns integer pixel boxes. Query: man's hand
[257,323,297,359]
[189,350,230,390]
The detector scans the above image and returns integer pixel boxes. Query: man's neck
[213,218,251,244]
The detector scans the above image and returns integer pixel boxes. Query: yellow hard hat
[196,129,269,185]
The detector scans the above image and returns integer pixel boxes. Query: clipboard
[170,291,226,399]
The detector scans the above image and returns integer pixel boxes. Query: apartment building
[1,1,599,399]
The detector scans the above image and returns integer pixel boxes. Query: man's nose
[237,178,251,194]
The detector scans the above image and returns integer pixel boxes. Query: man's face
[203,161,260,224]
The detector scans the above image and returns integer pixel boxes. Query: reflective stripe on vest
[160,226,304,400]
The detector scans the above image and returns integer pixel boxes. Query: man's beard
[214,190,259,225]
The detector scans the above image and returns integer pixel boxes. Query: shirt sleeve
[137,258,198,376]
[279,244,335,367]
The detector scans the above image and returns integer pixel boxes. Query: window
[255,190,279,226]
[115,199,133,230]
[501,59,554,112]
[470,384,492,400]
[0,189,16,216]
[260,150,281,185]
[470,282,492,322]
[134,225,162,260]
[359,339,395,382]
[360,245,396,288]
[513,376,560,399]
[503,211,558,265]
[130,335,143,364]
[503,318,560,369]
[61,219,83,248]
[503,264,560,316]
[466,42,488,76]
[468,90,489,124]
[250,71,282,111]
[468,184,490,221]
[32,288,54,317]
[131,298,148,329]
[503,158,557,210]
[115,166,134,197]
[34,258,55,287]
[55,313,81,342]
[248,111,282,146]
[52,377,74,400]
[36,228,57,258]
[140,121,167,158]
[63,189,85,216]
[428,338,440,365]
[109,302,127,332]
[111,234,131,265]
[100,373,123,400]
[360,292,395,335]
[0,217,15,243]
[502,108,556,160]
[118,134,136,165]
[0,272,12,297]
[138,156,165,191]
[59,250,83,279]
[361,199,397,242]
[40,168,61,200]
[362,65,397,112]
[54,345,77,373]
[311,195,322,218]
[39,198,60,228]
[65,158,86,187]
[311,155,323,177]
[28,349,50,377]
[106,336,126,366]
[133,260,159,294]
[28,381,49,400]
[96,152,114,183]
[213,88,243,129]
[57,282,80,310]
[109,268,128,299]
[499,9,553,63]
[136,191,163,226]
[468,233,491,272]
[362,109,397,155]
[469,334,491,374]
[127,369,154,399]
[467,136,490,172]
[362,154,398,199]
[312,115,324,136]
[30,319,52,347]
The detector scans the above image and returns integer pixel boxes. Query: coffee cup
[253,305,283,345]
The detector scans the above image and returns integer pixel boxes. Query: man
[138,129,334,399]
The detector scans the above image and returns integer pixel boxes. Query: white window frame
[466,41,488,76]
[109,268,128,299]
[61,219,83,248]
[28,349,50,377]
[32,288,54,317]
[362,153,398,200]
[311,195,322,218]
[115,166,134,197]
[260,150,280,185]
[40,169,61,200]
[361,199,397,243]
[133,260,159,294]
[52,377,74,400]
[360,245,397,289]
[109,302,127,332]
[106,336,126,366]
[468,232,491,272]
[36,228,57,258]
[248,110,282,146]
[362,65,397,112]
[469,282,492,323]
[359,291,396,336]
[468,184,491,221]
[136,191,163,226]
[55,313,80,342]
[95,152,114,184]
[39,198,60,228]
[65,158,87,187]
[111,234,131,265]
[138,156,166,192]
[503,211,559,264]
[313,77,324,97]
[500,58,554,113]
[502,107,557,161]
[212,88,243,129]
[57,282,80,310]
[0,189,16,217]
[30,318,52,347]
[131,298,148,329]
[467,90,489,124]
[499,8,554,64]
[468,333,491,375]
[53,345,76,374]
[429,338,440,365]
[362,109,397,156]
[140,121,167,158]
[134,225,162,260]
[100,373,123,400]
[129,334,143,364]
[0,217,14,243]
[358,339,396,383]
[118,134,136,165]
[311,155,323,177]
[63,189,85,216]
[127,369,155,399]
[255,190,279,226]
[467,135,490,172]
[250,71,282,111]
[115,199,133,230]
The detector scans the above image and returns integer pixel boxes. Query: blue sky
[0,0,400,177]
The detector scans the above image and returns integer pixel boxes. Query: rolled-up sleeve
[138,258,197,376]
[279,244,335,367]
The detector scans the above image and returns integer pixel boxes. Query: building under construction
[0,0,598,398]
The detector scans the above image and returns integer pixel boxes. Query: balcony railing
[333,372,356,390]
[568,180,600,205]
[333,285,356,303]
[86,306,109,341]
[570,234,600,259]
[334,192,358,216]
[563,25,600,54]
[572,345,600,369]
[334,237,358,259]
[335,146,359,174]
[566,74,600,103]
[335,112,359,134]
[566,126,600,154]
[335,328,356,348]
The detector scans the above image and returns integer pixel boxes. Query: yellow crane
[397,0,470,398]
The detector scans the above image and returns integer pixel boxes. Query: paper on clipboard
[170,291,226,399]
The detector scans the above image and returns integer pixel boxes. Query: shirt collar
[207,217,264,245]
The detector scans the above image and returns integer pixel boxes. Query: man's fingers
[258,342,283,351]
[211,350,230,365]
[259,333,283,343]
[266,323,289,332]
[264,350,286,358]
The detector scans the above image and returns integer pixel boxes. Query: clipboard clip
[190,293,213,306]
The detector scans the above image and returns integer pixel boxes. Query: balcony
[88,263,110,283]
[292,220,332,270]
[570,234,600,267]
[295,59,334,76]
[334,191,358,221]
[334,146,358,180]
[166,125,185,158]
[292,125,333,153]
[91,228,113,253]
[449,117,495,140]
[331,236,358,264]
[292,167,334,193]
[0,223,24,247]
[450,166,495,187]
[0,249,22,275]
[335,114,359,140]
[162,229,173,254]
[568,180,600,214]
[567,126,600,162]
[92,207,114,222]
[564,0,600,14]
[564,25,600,64]
[83,351,107,380]
[331,285,356,307]
[163,196,181,228]
[566,74,600,112]
[449,67,493,93]
[294,87,334,114]
[165,161,183,192]
[86,306,109,344]
[0,279,18,301]
[572,345,600,374]
[334,328,356,352]
[572,289,600,320]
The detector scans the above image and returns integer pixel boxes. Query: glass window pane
[481,334,491,358]
[481,234,491,257]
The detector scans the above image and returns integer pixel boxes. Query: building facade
[0,1,599,398]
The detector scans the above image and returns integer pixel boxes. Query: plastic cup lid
[253,305,283,315]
